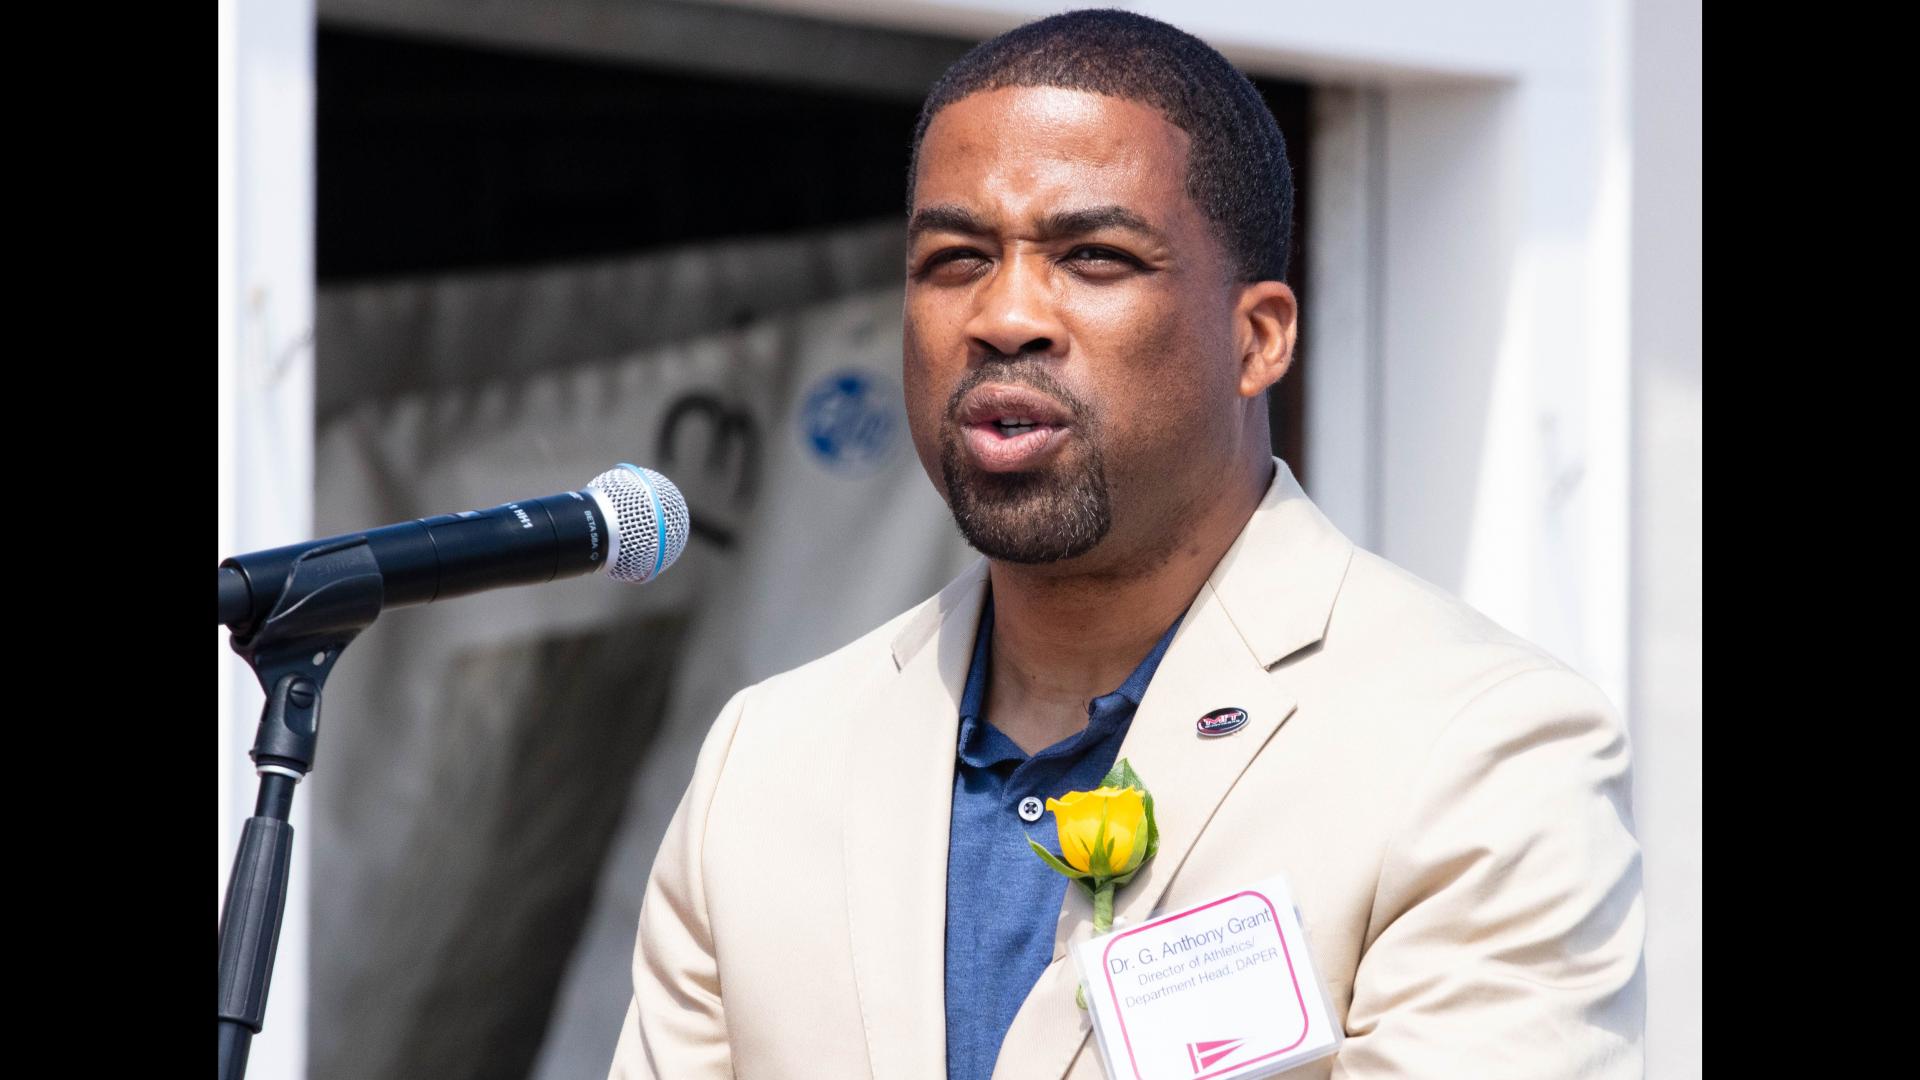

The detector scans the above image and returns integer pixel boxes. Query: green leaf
[1027,837,1090,881]
[1120,825,1148,874]
[1100,757,1148,793]
[1090,801,1114,877]
[1142,789,1160,862]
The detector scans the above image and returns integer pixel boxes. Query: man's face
[904,86,1247,571]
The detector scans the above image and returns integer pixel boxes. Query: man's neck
[982,458,1273,754]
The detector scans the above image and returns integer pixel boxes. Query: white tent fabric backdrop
[310,221,973,1080]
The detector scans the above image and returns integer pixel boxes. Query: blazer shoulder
[1304,547,1620,773]
[727,588,942,735]
[691,588,954,834]
[739,557,984,711]
[1330,546,1582,679]
[771,602,921,688]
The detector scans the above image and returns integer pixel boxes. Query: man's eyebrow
[907,205,990,242]
[1034,206,1165,243]
[907,204,1167,244]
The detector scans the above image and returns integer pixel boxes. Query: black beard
[937,375,1112,564]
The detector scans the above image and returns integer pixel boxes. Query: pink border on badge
[1099,891,1309,1080]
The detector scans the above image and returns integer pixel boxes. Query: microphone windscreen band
[589,464,690,583]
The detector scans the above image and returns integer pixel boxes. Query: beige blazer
[610,459,1644,1079]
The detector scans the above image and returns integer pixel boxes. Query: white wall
[1629,0,1703,1075]
[219,1,315,1077]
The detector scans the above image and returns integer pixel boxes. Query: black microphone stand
[217,539,384,1080]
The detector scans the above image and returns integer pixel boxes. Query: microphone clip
[226,537,385,778]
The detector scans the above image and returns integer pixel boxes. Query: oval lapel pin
[1196,707,1249,737]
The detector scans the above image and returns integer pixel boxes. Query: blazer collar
[1205,458,1355,670]
[852,459,1354,1080]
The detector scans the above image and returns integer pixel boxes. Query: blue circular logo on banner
[799,370,900,475]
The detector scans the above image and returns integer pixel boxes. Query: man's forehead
[925,83,1181,139]
[910,86,1194,235]
[915,86,1188,181]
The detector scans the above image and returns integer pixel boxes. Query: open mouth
[955,384,1076,472]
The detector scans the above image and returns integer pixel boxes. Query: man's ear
[1233,281,1298,399]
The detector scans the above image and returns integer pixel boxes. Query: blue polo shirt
[944,594,1181,1080]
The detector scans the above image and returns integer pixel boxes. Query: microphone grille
[588,464,691,583]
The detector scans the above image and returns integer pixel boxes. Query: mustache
[941,365,1092,425]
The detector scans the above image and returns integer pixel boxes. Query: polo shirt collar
[954,592,1183,771]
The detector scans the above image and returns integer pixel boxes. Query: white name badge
[1072,874,1341,1080]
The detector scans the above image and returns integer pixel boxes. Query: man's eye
[1066,246,1137,267]
[918,249,988,277]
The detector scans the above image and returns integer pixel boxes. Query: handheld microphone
[217,464,689,629]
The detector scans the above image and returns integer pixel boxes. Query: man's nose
[964,251,1066,360]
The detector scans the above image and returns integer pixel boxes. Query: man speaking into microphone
[609,10,1644,1080]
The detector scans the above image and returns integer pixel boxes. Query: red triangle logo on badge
[1187,1037,1248,1071]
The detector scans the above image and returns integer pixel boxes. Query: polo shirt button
[1018,796,1044,822]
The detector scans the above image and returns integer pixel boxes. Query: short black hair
[908,8,1294,284]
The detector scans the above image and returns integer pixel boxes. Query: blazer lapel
[1101,584,1304,932]
[990,460,1354,1080]
[843,560,989,1080]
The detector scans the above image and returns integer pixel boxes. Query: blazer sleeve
[608,687,752,1080]
[1331,665,1646,1079]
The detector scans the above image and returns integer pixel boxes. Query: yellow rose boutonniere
[1027,757,1159,1008]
